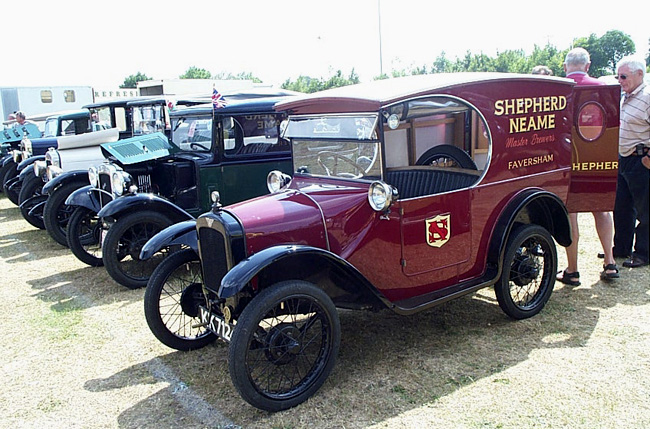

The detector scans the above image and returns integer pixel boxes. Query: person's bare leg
[594,211,616,274]
[564,213,579,273]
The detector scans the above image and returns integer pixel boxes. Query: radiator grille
[198,226,229,293]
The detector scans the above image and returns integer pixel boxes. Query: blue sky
[1,0,647,88]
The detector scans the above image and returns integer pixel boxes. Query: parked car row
[1,74,620,412]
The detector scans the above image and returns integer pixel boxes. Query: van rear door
[566,85,620,213]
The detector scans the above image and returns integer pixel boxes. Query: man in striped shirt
[613,55,649,268]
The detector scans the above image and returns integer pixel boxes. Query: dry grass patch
[1,198,649,428]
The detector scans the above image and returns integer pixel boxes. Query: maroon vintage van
[142,73,619,411]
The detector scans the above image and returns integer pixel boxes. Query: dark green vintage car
[65,95,294,288]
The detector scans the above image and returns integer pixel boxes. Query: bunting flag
[212,86,226,110]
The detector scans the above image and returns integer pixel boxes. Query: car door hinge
[401,259,406,267]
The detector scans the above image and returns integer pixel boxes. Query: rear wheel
[43,181,85,247]
[229,280,340,412]
[18,173,45,229]
[102,210,172,289]
[494,224,557,319]
[144,249,216,351]
[67,206,103,266]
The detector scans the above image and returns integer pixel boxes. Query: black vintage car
[34,97,210,246]
[65,95,294,289]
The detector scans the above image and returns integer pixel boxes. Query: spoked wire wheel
[495,224,557,319]
[67,206,104,266]
[144,249,215,351]
[229,280,340,412]
[102,211,172,289]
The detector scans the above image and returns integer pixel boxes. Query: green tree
[281,75,323,93]
[120,72,152,88]
[282,69,360,93]
[598,30,636,74]
[430,52,453,74]
[213,71,263,83]
[179,66,212,79]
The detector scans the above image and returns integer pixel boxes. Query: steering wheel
[189,142,210,151]
[317,150,369,178]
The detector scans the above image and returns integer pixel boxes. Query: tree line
[121,30,648,93]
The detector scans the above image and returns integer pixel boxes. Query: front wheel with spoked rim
[144,248,216,351]
[102,210,173,289]
[494,224,557,320]
[229,280,341,412]
[67,206,104,266]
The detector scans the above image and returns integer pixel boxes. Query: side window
[92,107,114,130]
[223,114,289,157]
[382,96,489,198]
[61,119,76,135]
[41,90,53,103]
[114,107,128,132]
[172,117,213,151]
[383,97,488,171]
[64,90,76,103]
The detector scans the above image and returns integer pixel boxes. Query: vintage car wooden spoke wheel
[495,224,557,320]
[229,280,341,412]
[144,249,216,351]
[67,207,104,266]
[102,211,173,289]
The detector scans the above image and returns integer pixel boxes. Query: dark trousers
[613,155,650,261]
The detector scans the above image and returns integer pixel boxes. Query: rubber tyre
[229,280,341,412]
[18,173,45,229]
[144,249,216,351]
[1,161,17,190]
[43,181,86,247]
[494,224,557,320]
[2,162,20,205]
[67,206,103,267]
[102,210,172,289]
[416,144,477,169]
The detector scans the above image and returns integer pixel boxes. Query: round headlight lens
[88,166,98,187]
[46,165,63,181]
[368,181,395,212]
[45,148,61,168]
[112,172,126,196]
[267,170,291,193]
[33,160,47,177]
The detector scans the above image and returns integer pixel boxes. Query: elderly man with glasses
[612,55,650,268]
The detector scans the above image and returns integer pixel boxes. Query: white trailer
[1,86,94,122]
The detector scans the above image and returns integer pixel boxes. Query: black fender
[139,220,197,260]
[218,244,389,311]
[5,174,22,192]
[2,155,15,168]
[65,185,108,212]
[17,155,45,172]
[20,194,48,216]
[42,170,88,195]
[97,193,194,223]
[487,189,570,272]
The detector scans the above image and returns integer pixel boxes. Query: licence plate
[199,306,233,342]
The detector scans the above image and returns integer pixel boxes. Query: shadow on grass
[83,268,649,428]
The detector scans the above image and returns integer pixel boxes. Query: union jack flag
[212,86,226,110]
